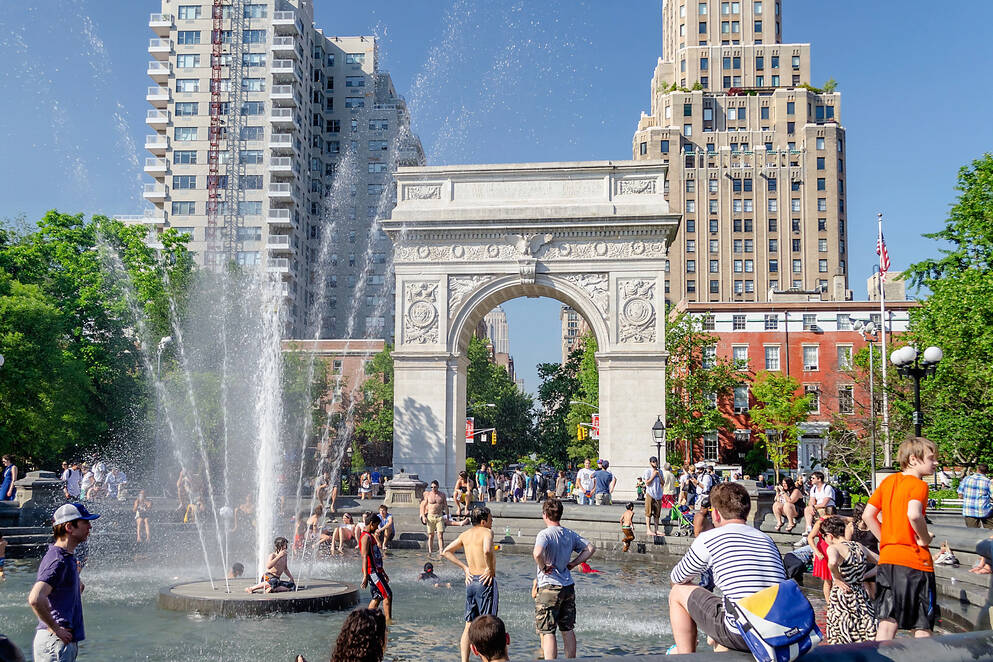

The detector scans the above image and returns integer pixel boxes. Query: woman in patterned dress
[822,515,879,644]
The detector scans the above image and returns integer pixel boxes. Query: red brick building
[282,339,386,414]
[676,297,917,472]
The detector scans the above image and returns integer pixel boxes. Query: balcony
[272,11,300,34]
[147,60,171,81]
[280,282,296,300]
[266,234,293,253]
[144,157,168,175]
[267,209,295,228]
[268,183,293,200]
[269,156,294,174]
[146,109,169,127]
[114,212,166,228]
[266,257,294,278]
[269,132,295,152]
[270,37,297,58]
[270,84,296,106]
[145,134,169,155]
[269,107,294,126]
[146,86,170,107]
[148,13,173,36]
[271,59,302,83]
[143,184,167,201]
[148,38,172,60]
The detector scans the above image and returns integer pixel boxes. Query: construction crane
[207,0,247,268]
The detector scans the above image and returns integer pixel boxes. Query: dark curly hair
[330,608,387,662]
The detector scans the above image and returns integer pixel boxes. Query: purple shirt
[35,544,84,641]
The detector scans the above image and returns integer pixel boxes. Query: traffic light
[577,424,586,441]
[491,430,497,445]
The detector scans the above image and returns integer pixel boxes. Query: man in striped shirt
[668,482,786,653]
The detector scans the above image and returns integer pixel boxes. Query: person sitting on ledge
[668,481,787,654]
[245,537,295,593]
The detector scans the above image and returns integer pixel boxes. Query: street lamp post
[853,321,879,490]
[652,416,666,464]
[890,344,943,484]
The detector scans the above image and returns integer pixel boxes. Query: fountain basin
[158,578,359,617]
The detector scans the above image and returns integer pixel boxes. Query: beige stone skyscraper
[131,1,424,338]
[633,0,849,305]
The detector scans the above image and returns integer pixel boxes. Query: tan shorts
[426,513,446,534]
[645,496,662,519]
[534,583,576,634]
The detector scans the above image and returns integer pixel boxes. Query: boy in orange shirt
[862,436,938,640]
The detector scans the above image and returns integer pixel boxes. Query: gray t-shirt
[534,525,589,588]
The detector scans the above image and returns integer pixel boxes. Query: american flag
[876,229,891,281]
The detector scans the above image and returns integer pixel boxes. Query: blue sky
[1,1,991,394]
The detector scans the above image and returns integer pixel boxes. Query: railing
[148,38,170,49]
[269,157,293,168]
[145,135,168,146]
[268,183,292,194]
[271,37,295,48]
[147,86,169,97]
[271,85,294,96]
[149,13,173,23]
[147,61,170,73]
[271,59,295,70]
[273,11,296,21]
[143,184,166,195]
[267,235,291,247]
[269,133,293,145]
[144,158,167,168]
[146,110,169,121]
[267,257,291,269]
[267,209,291,220]
[270,108,293,120]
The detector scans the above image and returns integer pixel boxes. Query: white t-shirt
[93,462,106,483]
[698,473,714,494]
[810,483,836,508]
[576,468,595,491]
[642,467,663,500]
[63,469,82,497]
[80,471,95,492]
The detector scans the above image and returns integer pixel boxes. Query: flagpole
[877,213,892,467]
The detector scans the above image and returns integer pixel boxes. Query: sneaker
[793,537,808,547]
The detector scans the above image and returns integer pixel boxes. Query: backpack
[724,580,821,662]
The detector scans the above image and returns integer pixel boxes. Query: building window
[734,385,749,411]
[172,175,196,189]
[817,156,826,170]
[732,345,748,370]
[704,431,719,461]
[837,345,853,370]
[838,385,854,414]
[818,259,828,272]
[768,199,777,212]
[171,201,196,216]
[176,54,200,69]
[817,198,827,212]
[177,6,202,20]
[792,259,802,273]
[702,344,717,368]
[687,280,696,293]
[639,142,647,155]
[732,314,746,330]
[803,345,819,371]
[801,313,816,330]
[660,140,669,153]
[769,259,778,273]
[764,313,778,330]
[805,384,820,413]
[684,124,693,136]
[687,260,696,273]
[764,345,780,370]
[837,314,851,331]
[709,279,719,293]
[686,200,696,213]
[173,150,196,164]
[709,259,719,273]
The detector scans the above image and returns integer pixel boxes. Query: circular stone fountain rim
[158,578,360,617]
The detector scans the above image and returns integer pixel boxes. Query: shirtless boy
[442,506,498,662]
[245,537,296,593]
[620,503,636,552]
[420,480,449,556]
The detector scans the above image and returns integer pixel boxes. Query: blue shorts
[369,571,392,603]
[264,575,295,591]
[0,558,5,568]
[465,575,498,622]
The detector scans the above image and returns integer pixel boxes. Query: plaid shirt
[958,473,993,518]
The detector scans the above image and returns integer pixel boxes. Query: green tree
[354,343,394,458]
[564,332,599,462]
[535,346,584,467]
[464,335,535,465]
[903,153,993,467]
[0,211,193,465]
[749,372,813,482]
[665,310,739,463]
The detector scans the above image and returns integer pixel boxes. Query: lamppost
[853,320,879,490]
[569,400,598,409]
[652,416,666,464]
[889,345,943,437]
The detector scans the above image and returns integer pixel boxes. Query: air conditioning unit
[734,406,749,414]
[804,364,818,371]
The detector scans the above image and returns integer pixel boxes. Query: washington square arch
[381,160,681,499]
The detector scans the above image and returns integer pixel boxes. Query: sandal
[774,522,784,532]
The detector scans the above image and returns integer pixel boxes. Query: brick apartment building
[676,294,916,472]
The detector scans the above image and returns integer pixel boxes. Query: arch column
[392,352,468,489]
[598,351,668,500]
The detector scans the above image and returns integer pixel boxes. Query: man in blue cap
[28,502,99,662]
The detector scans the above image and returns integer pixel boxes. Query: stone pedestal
[384,471,426,508]
[14,471,65,526]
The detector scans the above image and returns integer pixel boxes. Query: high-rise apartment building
[483,306,510,356]
[632,0,848,306]
[560,305,591,364]
[135,1,424,338]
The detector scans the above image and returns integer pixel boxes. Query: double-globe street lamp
[652,416,666,464]
[889,345,943,437]
[853,320,879,489]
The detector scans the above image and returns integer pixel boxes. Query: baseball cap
[53,503,100,526]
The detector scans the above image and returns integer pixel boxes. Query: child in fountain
[228,563,244,579]
[360,512,393,623]
[245,537,296,593]
[620,502,635,552]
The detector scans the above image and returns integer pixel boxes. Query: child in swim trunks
[245,537,296,593]
[620,502,636,552]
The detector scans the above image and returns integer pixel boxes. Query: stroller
[668,503,695,536]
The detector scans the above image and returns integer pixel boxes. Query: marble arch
[382,161,681,498]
